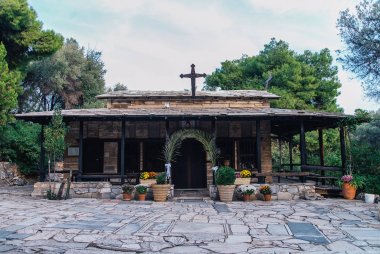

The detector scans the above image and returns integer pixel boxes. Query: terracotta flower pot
[342,182,356,200]
[243,194,251,202]
[123,193,132,201]
[263,194,271,201]
[137,194,146,201]
[217,185,235,202]
[151,184,171,202]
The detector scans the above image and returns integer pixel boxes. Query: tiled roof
[16,107,345,119]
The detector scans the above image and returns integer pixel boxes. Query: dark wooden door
[83,139,103,174]
[172,139,206,189]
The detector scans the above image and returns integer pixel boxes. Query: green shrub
[364,174,380,194]
[215,166,236,185]
[0,121,40,175]
[135,185,147,194]
[122,185,134,194]
[46,189,59,200]
[156,172,167,184]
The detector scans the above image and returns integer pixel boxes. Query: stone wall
[0,162,27,186]
[32,182,112,199]
[258,183,316,200]
[210,183,317,201]
[108,98,270,109]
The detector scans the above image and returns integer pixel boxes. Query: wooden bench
[254,171,310,183]
[306,175,338,186]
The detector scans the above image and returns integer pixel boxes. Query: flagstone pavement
[0,193,379,253]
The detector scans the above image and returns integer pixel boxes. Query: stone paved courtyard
[0,192,379,253]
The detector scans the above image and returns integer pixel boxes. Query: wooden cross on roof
[180,64,206,97]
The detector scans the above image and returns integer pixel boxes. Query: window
[143,140,165,172]
[216,139,235,168]
[125,140,140,173]
[239,139,256,170]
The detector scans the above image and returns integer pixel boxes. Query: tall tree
[205,39,341,112]
[108,82,128,92]
[19,39,106,112]
[0,43,20,125]
[81,49,106,106]
[0,0,63,70]
[337,0,380,101]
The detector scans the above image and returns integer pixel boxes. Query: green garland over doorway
[163,129,219,176]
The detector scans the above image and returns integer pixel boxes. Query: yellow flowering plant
[140,171,159,180]
[239,170,252,178]
[140,172,150,180]
[259,185,272,195]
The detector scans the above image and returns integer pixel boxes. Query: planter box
[234,178,251,185]
[152,184,171,202]
[218,185,236,202]
[140,179,156,186]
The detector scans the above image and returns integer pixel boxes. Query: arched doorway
[164,128,218,189]
[171,139,207,189]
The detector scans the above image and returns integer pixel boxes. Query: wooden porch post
[78,120,83,181]
[318,129,325,184]
[279,137,283,171]
[39,124,45,182]
[120,119,125,184]
[256,120,263,182]
[211,119,216,138]
[339,127,347,175]
[289,137,293,171]
[165,119,169,140]
[211,119,216,185]
[300,121,307,171]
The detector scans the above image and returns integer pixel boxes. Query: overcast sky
[29,0,379,114]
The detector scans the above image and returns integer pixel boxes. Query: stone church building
[17,86,346,190]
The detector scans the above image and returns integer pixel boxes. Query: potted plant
[339,174,365,200]
[135,185,148,201]
[364,177,376,203]
[234,169,251,185]
[122,185,134,201]
[140,171,158,186]
[151,172,171,202]
[259,185,272,201]
[237,185,256,202]
[216,166,236,202]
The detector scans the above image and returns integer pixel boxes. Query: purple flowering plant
[341,175,353,183]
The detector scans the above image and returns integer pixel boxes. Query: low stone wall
[32,182,112,199]
[264,183,317,200]
[210,183,319,201]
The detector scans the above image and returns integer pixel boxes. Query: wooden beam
[300,121,307,170]
[234,140,238,170]
[211,118,216,138]
[165,119,169,140]
[78,120,83,181]
[340,127,347,175]
[39,124,45,182]
[289,137,293,171]
[318,129,325,184]
[120,119,125,184]
[301,165,342,171]
[279,137,283,170]
[139,141,144,171]
[256,120,262,176]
